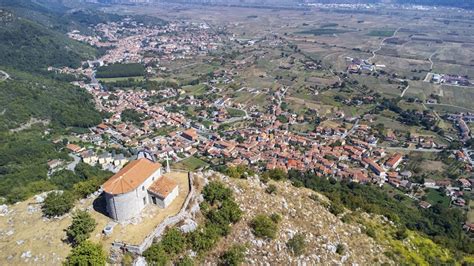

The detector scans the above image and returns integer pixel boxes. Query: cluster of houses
[346,57,375,73]
[423,177,472,208]
[68,19,222,65]
[430,73,471,87]
[66,143,130,173]
[446,113,474,143]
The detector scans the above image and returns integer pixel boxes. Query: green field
[368,29,395,37]
[182,84,208,96]
[425,188,450,208]
[173,156,208,171]
[226,107,246,117]
[96,63,145,79]
[97,76,144,82]
[298,28,352,36]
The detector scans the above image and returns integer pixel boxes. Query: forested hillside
[0,71,101,131]
[0,0,122,33]
[0,10,97,72]
[0,1,104,203]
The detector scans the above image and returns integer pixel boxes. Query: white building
[102,158,179,222]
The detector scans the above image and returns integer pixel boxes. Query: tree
[65,241,106,266]
[250,214,278,239]
[220,244,247,266]
[66,211,97,246]
[143,244,169,266]
[287,233,306,256]
[42,191,75,217]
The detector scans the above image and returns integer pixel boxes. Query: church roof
[148,176,178,198]
[102,158,161,195]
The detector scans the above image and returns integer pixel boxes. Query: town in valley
[1,0,474,265]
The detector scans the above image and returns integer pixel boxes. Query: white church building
[102,158,179,222]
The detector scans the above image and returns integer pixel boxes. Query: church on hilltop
[102,158,179,222]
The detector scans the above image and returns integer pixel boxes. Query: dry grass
[0,198,72,265]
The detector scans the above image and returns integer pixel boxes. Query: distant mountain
[0,0,122,33]
[150,0,474,9]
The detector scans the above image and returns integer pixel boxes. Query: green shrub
[287,233,306,256]
[66,210,97,246]
[336,244,345,255]
[189,224,221,253]
[265,184,277,194]
[176,256,194,266]
[365,227,376,238]
[329,201,344,216]
[42,191,75,217]
[143,243,169,266]
[220,244,247,266]
[160,228,186,256]
[270,213,282,224]
[202,181,233,205]
[65,241,106,266]
[262,168,287,181]
[250,214,278,239]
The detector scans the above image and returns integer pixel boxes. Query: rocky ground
[202,171,394,265]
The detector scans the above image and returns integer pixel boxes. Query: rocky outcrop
[202,171,393,265]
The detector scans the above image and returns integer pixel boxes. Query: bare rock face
[203,173,393,265]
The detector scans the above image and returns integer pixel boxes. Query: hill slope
[203,173,392,264]
[198,171,469,264]
[0,9,98,72]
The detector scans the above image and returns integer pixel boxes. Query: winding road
[368,27,402,64]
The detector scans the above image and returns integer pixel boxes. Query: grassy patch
[425,189,450,208]
[368,29,395,37]
[173,156,208,171]
[97,76,144,83]
[226,108,246,118]
[182,84,208,96]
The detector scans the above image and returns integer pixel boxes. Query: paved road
[67,154,81,171]
[341,119,359,139]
